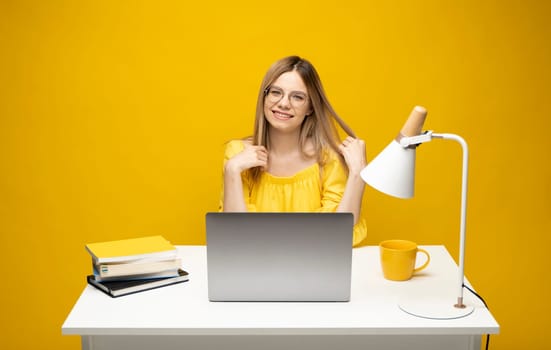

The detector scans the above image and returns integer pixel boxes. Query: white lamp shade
[360,140,416,199]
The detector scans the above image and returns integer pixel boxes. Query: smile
[272,111,293,120]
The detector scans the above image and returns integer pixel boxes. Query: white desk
[62,245,499,350]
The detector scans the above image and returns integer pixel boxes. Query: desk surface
[62,245,499,336]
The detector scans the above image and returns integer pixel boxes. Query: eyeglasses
[264,86,309,108]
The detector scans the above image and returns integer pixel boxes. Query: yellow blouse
[219,140,367,247]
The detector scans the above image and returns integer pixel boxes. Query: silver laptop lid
[206,212,353,302]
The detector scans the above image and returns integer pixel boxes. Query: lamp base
[398,299,475,320]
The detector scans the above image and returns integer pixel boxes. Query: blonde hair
[249,56,356,183]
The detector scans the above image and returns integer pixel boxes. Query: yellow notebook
[85,235,177,263]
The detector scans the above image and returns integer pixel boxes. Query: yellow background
[1,1,549,349]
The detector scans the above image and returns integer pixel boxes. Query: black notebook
[87,269,189,297]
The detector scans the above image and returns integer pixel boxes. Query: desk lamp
[360,106,474,319]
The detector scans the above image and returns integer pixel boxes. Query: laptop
[205,212,353,302]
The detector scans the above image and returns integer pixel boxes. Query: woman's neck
[266,129,317,176]
[267,129,302,156]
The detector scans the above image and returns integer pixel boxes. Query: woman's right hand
[225,143,268,174]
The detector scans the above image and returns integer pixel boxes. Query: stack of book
[85,235,189,297]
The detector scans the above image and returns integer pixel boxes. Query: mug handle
[413,248,430,273]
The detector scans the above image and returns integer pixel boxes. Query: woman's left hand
[339,136,367,175]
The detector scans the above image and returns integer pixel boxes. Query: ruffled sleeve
[351,218,367,247]
[218,140,258,212]
[318,150,367,247]
[317,151,347,212]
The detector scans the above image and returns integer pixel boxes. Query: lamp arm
[388,130,470,309]
[402,131,469,308]
[433,133,469,309]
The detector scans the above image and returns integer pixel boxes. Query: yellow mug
[379,240,430,281]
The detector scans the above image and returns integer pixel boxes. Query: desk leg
[81,336,92,350]
[468,335,483,350]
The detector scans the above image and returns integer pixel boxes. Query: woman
[219,56,367,246]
